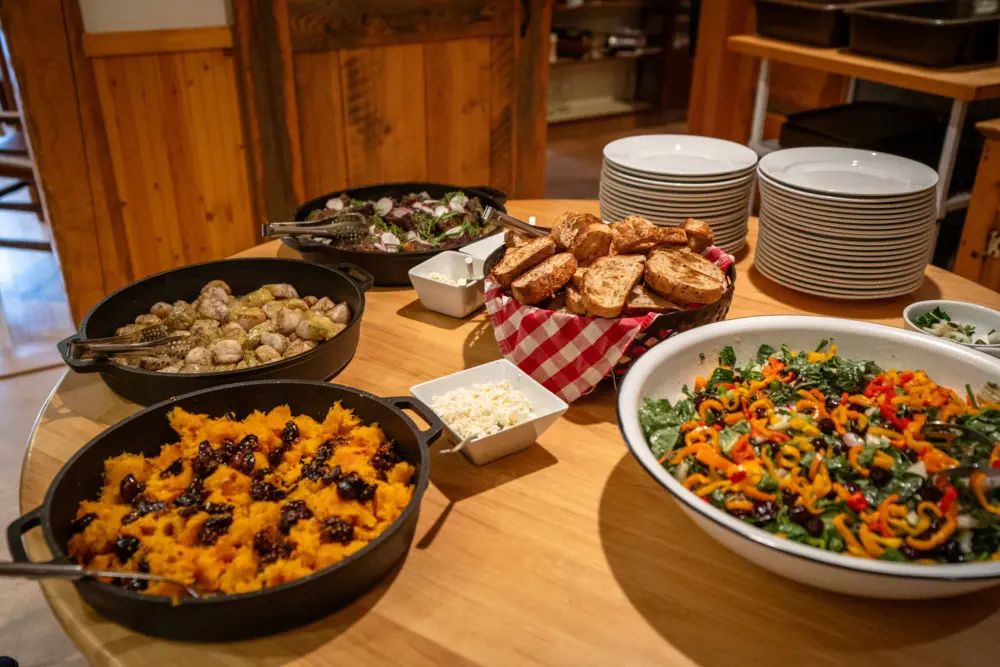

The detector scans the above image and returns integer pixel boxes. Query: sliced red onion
[842,432,863,448]
[433,205,450,217]
[413,203,432,213]
[325,198,344,211]
[374,197,393,217]
[380,231,400,246]
[449,201,466,213]
[449,192,469,210]
[442,226,464,237]
[390,207,410,219]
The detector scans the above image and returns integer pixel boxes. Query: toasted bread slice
[511,253,578,305]
[490,236,556,288]
[570,222,613,263]
[565,285,587,315]
[505,229,531,248]
[625,284,680,316]
[551,212,601,250]
[571,267,588,290]
[644,246,725,305]
[581,255,645,318]
[610,215,687,254]
[682,218,714,253]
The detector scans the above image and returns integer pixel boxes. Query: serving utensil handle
[481,206,548,238]
[0,561,86,580]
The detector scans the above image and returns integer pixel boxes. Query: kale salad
[639,342,1000,564]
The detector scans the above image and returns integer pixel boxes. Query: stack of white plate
[756,147,938,300]
[600,135,758,253]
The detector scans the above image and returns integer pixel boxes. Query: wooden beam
[955,123,1000,290]
[63,0,133,292]
[82,26,233,58]
[0,0,108,323]
[687,0,755,141]
[287,0,511,52]
[232,0,304,225]
[514,0,551,199]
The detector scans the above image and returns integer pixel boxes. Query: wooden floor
[545,115,688,199]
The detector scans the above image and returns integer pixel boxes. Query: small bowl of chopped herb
[904,300,1000,358]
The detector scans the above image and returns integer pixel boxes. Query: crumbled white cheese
[430,381,535,440]
[427,272,465,287]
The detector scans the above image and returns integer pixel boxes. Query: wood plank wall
[84,27,257,281]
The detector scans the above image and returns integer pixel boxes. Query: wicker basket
[483,245,736,380]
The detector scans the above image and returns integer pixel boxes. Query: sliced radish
[390,207,410,219]
[325,198,344,211]
[374,197,393,217]
[433,205,450,217]
[442,226,464,237]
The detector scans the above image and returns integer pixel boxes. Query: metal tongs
[67,324,191,361]
[0,561,208,599]
[261,212,369,243]
[481,206,549,238]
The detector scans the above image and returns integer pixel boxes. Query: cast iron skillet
[57,258,374,406]
[6,380,443,641]
[286,182,507,286]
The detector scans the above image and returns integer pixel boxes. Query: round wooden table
[18,200,1000,666]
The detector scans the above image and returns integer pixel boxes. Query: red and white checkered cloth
[485,246,734,403]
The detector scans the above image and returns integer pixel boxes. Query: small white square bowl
[410,359,568,465]
[408,251,485,318]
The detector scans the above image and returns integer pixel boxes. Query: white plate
[760,184,937,220]
[754,258,926,300]
[606,158,758,183]
[904,300,1000,359]
[601,166,756,192]
[600,190,752,216]
[757,226,931,267]
[760,202,934,239]
[762,197,937,226]
[759,214,934,256]
[758,174,936,211]
[755,237,926,285]
[618,315,1000,597]
[601,180,754,203]
[600,202,749,228]
[604,135,759,177]
[758,147,939,197]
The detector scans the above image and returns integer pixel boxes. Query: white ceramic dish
[408,251,485,319]
[601,166,756,192]
[600,181,754,203]
[608,159,757,183]
[758,216,935,257]
[599,193,750,217]
[754,243,924,290]
[759,177,937,215]
[760,190,937,224]
[617,315,1000,598]
[754,259,925,300]
[459,233,506,261]
[755,234,927,278]
[759,202,934,239]
[903,300,1000,359]
[756,229,930,270]
[604,135,759,177]
[758,147,939,197]
[410,359,568,465]
[756,168,936,206]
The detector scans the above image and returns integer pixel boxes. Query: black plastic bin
[756,0,868,47]
[847,0,1000,68]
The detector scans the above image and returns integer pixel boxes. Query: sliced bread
[552,212,602,250]
[682,218,714,253]
[581,255,645,318]
[490,236,556,288]
[570,222,613,263]
[625,284,680,316]
[511,252,578,305]
[644,246,725,305]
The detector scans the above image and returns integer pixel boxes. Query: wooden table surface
[17,200,1000,666]
[728,34,1000,101]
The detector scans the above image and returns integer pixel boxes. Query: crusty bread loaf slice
[511,252,578,305]
[581,255,645,318]
[505,229,531,248]
[570,222,613,263]
[682,218,714,253]
[625,284,680,316]
[644,246,725,305]
[610,215,687,254]
[490,236,556,288]
[565,285,587,315]
[551,212,602,250]
[571,267,588,289]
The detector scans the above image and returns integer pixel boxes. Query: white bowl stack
[756,147,939,300]
[600,135,758,254]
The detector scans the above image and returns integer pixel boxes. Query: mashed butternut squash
[67,404,415,597]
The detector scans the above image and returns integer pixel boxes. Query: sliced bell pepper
[846,491,869,513]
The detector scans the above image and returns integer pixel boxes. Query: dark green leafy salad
[914,306,999,345]
[306,191,496,253]
[639,342,1000,563]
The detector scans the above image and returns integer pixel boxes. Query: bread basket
[482,244,736,402]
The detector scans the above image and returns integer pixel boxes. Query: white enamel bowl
[904,300,1000,360]
[617,315,1000,599]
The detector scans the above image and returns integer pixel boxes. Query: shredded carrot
[971,472,1000,515]
[847,446,870,478]
[833,514,869,558]
[697,399,725,421]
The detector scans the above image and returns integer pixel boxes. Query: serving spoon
[921,421,1000,480]
[0,561,208,599]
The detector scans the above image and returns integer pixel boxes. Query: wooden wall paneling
[955,122,1000,289]
[0,0,108,322]
[340,44,428,185]
[514,0,552,199]
[62,0,132,294]
[489,30,515,196]
[687,0,755,141]
[82,26,232,58]
[232,0,304,224]
[288,0,512,51]
[294,52,349,199]
[425,39,492,186]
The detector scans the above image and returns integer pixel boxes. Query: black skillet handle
[56,333,102,374]
[387,396,444,448]
[332,263,374,293]
[467,186,507,208]
[6,506,54,564]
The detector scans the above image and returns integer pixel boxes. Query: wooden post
[687,0,756,141]
[514,0,552,199]
[955,119,1000,291]
[232,0,304,224]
